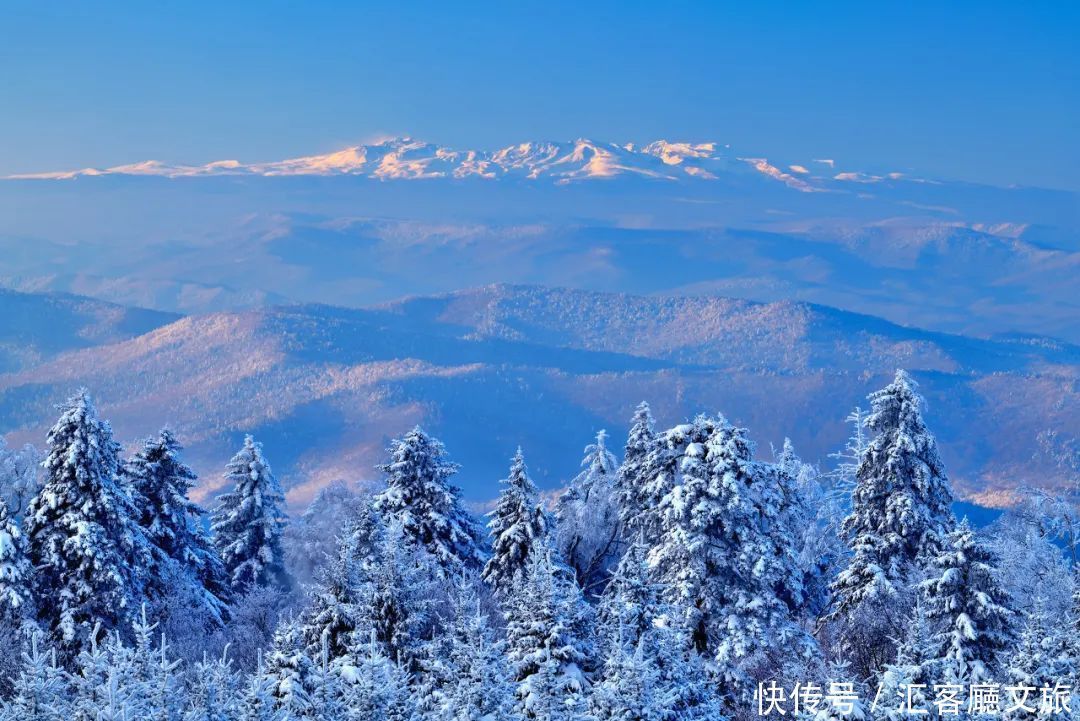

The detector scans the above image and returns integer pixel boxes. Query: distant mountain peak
[7,137,925,191]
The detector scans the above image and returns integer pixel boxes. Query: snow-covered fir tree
[614,401,659,544]
[2,634,68,721]
[337,628,417,721]
[363,520,436,670]
[25,390,149,654]
[211,435,290,593]
[0,496,32,627]
[184,645,241,721]
[264,617,313,717]
[595,534,660,661]
[373,426,485,575]
[647,415,813,698]
[555,429,621,596]
[1005,595,1072,720]
[590,635,661,721]
[828,371,954,676]
[420,577,518,721]
[236,663,280,721]
[482,447,547,595]
[873,600,933,721]
[767,438,816,619]
[834,372,953,601]
[297,522,370,661]
[920,519,1014,685]
[505,547,594,720]
[306,632,349,721]
[126,428,231,623]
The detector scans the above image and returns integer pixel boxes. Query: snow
[4,137,898,193]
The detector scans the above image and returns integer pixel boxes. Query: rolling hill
[1,285,1075,509]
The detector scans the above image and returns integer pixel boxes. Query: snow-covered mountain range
[6,136,921,190]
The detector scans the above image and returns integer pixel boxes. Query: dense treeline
[0,371,1077,720]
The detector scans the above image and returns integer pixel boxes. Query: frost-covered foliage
[25,390,149,655]
[373,427,485,575]
[211,435,291,593]
[482,448,547,595]
[0,497,32,625]
[364,520,438,670]
[1005,596,1076,720]
[284,481,367,586]
[614,401,660,544]
[554,429,621,596]
[777,439,846,622]
[126,429,231,625]
[0,439,41,523]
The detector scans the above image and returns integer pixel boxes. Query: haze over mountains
[3,137,1078,342]
[2,137,1077,507]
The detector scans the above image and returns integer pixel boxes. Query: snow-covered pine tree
[183,645,242,721]
[362,520,435,670]
[873,600,932,721]
[0,496,33,626]
[425,577,518,721]
[236,662,280,721]
[297,525,367,661]
[647,415,811,697]
[126,429,231,623]
[482,447,547,595]
[595,534,660,662]
[307,631,349,721]
[373,426,485,576]
[264,617,313,717]
[25,390,149,654]
[337,628,418,721]
[767,438,815,619]
[775,438,844,622]
[69,625,121,721]
[920,519,1014,685]
[829,371,950,613]
[124,608,184,721]
[614,401,659,545]
[1005,596,1068,721]
[211,435,290,593]
[828,371,954,676]
[589,635,661,721]
[505,547,593,720]
[555,429,621,597]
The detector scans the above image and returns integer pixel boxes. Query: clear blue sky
[2,1,1077,189]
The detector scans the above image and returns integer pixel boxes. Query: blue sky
[2,1,1077,189]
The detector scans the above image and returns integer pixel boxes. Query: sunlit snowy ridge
[6,137,918,190]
